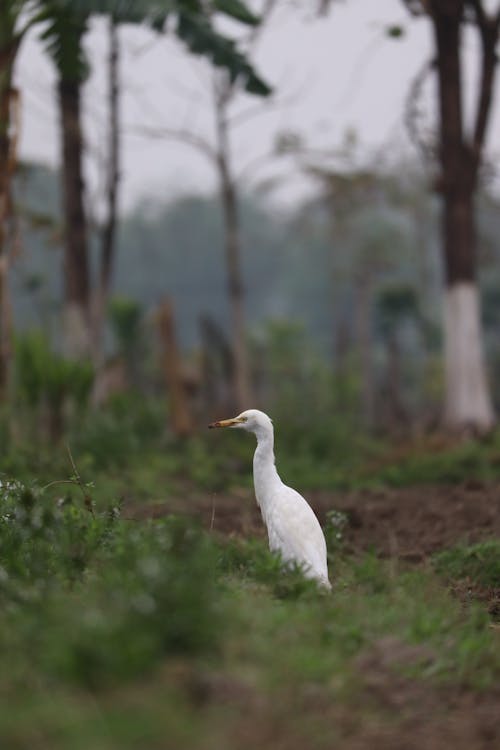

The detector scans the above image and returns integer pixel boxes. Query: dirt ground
[126,479,500,558]
[125,483,500,749]
[126,480,500,614]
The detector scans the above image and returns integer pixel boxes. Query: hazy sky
[14,0,500,215]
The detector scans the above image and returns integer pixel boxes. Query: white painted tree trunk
[444,282,494,431]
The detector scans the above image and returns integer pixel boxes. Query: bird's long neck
[252,425,281,511]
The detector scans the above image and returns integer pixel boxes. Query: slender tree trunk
[215,90,252,412]
[355,271,374,428]
[157,299,193,437]
[93,19,120,362]
[0,39,18,400]
[432,0,495,431]
[0,73,11,399]
[58,77,91,359]
[386,332,406,428]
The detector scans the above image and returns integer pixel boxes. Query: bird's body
[209,409,331,589]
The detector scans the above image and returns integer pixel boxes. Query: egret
[209,409,331,589]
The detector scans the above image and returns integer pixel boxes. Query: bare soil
[126,479,500,559]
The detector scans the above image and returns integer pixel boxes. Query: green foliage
[36,518,221,687]
[108,296,143,357]
[0,481,112,588]
[0,454,499,747]
[0,476,221,688]
[71,393,166,470]
[50,0,270,95]
[14,332,94,411]
[36,1,89,81]
[434,541,500,588]
[375,282,419,337]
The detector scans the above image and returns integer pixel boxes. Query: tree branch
[128,124,218,164]
[228,84,304,127]
[404,57,437,163]
[468,0,500,165]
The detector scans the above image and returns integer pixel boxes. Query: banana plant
[48,0,270,95]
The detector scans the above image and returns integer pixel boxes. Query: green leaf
[45,0,270,96]
[177,11,271,95]
[34,2,90,81]
[386,25,405,39]
[213,0,259,26]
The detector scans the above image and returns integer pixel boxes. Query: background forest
[10,155,500,434]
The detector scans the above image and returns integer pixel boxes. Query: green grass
[1,402,500,747]
[434,540,500,588]
[1,475,499,749]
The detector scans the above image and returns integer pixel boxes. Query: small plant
[325,509,349,556]
[14,332,94,442]
[0,482,112,588]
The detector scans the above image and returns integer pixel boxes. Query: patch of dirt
[124,481,500,615]
[125,481,500,562]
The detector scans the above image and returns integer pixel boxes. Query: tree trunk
[199,314,234,417]
[354,272,374,429]
[386,332,407,429]
[58,78,91,359]
[0,75,11,400]
[157,299,194,438]
[431,0,495,430]
[442,191,493,429]
[215,91,252,412]
[93,19,120,363]
[0,41,18,400]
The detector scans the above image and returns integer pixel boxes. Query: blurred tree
[304,152,411,428]
[0,1,39,399]
[401,0,500,431]
[375,283,419,427]
[92,17,120,363]
[14,332,93,442]
[157,299,194,437]
[36,0,270,362]
[132,0,277,412]
[37,2,92,358]
[108,296,142,363]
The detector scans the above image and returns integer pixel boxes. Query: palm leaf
[213,0,259,25]
[34,2,89,81]
[47,0,270,95]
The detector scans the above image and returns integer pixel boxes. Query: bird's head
[208,409,273,435]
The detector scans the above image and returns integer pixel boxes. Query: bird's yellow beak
[208,416,247,429]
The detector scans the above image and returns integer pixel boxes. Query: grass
[1,402,500,747]
[5,391,500,495]
[434,540,500,588]
[1,473,499,749]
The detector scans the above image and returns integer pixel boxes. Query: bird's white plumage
[210,409,331,589]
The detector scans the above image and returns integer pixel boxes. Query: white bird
[209,409,331,589]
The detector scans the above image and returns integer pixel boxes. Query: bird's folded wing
[268,487,328,578]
